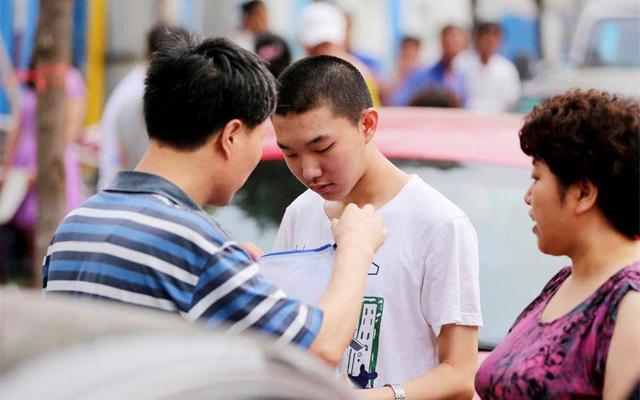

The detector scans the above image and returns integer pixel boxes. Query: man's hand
[331,203,387,258]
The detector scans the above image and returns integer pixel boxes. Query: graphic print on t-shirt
[347,296,384,388]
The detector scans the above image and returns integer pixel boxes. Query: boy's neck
[341,147,410,210]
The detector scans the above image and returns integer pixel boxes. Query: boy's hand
[331,203,387,257]
[241,242,263,261]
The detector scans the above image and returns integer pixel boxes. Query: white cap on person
[298,2,346,48]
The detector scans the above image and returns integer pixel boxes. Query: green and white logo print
[347,297,384,389]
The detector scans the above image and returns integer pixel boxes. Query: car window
[208,161,304,251]
[584,18,640,67]
[395,160,566,348]
[210,160,567,349]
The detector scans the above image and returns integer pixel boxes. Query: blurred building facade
[0,0,608,133]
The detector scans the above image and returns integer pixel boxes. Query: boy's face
[273,106,368,201]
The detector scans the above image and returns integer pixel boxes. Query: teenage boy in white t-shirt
[271,55,482,400]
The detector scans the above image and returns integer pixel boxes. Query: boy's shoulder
[286,189,324,213]
[392,175,467,222]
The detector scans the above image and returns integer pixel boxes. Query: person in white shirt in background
[98,25,189,190]
[297,1,381,106]
[455,22,521,113]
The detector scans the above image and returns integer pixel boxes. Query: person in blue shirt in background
[390,25,468,107]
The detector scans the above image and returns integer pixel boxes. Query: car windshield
[209,160,567,349]
[584,18,640,67]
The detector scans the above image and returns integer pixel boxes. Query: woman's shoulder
[616,262,640,285]
[596,261,640,313]
[509,267,572,329]
[541,266,573,296]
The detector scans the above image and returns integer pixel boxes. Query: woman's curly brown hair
[520,89,639,239]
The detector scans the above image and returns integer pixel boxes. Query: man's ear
[217,119,245,160]
[574,179,598,215]
[361,108,379,144]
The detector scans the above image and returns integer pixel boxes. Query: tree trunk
[33,0,73,287]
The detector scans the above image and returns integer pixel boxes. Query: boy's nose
[301,159,322,181]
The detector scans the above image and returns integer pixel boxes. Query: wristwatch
[383,383,407,400]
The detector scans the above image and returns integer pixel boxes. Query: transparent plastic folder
[258,244,335,305]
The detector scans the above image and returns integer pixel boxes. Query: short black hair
[474,22,502,37]
[241,0,264,17]
[409,86,461,108]
[275,55,373,125]
[520,89,639,239]
[255,32,291,78]
[146,24,190,58]
[144,37,277,150]
[401,35,421,47]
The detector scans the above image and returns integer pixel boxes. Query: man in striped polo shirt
[43,36,387,366]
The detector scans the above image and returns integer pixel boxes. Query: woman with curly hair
[475,90,639,399]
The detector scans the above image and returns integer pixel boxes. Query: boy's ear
[216,119,244,160]
[361,108,379,144]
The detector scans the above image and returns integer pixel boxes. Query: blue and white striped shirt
[43,171,322,348]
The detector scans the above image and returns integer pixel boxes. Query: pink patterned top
[476,261,640,399]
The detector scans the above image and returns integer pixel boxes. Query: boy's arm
[361,324,478,400]
[362,216,481,399]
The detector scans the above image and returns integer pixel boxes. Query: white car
[0,287,360,400]
[521,0,640,110]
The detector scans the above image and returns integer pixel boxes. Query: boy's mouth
[311,183,334,195]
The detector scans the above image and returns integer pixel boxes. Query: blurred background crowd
[0,0,638,286]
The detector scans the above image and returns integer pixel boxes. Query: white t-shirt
[273,175,482,388]
[455,51,521,113]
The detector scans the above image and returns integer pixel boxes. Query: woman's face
[524,160,574,256]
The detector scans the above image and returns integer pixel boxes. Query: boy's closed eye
[316,143,335,153]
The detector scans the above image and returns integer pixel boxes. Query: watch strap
[383,383,407,400]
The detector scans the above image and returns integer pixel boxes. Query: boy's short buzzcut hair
[520,89,639,239]
[144,36,277,150]
[275,55,373,126]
